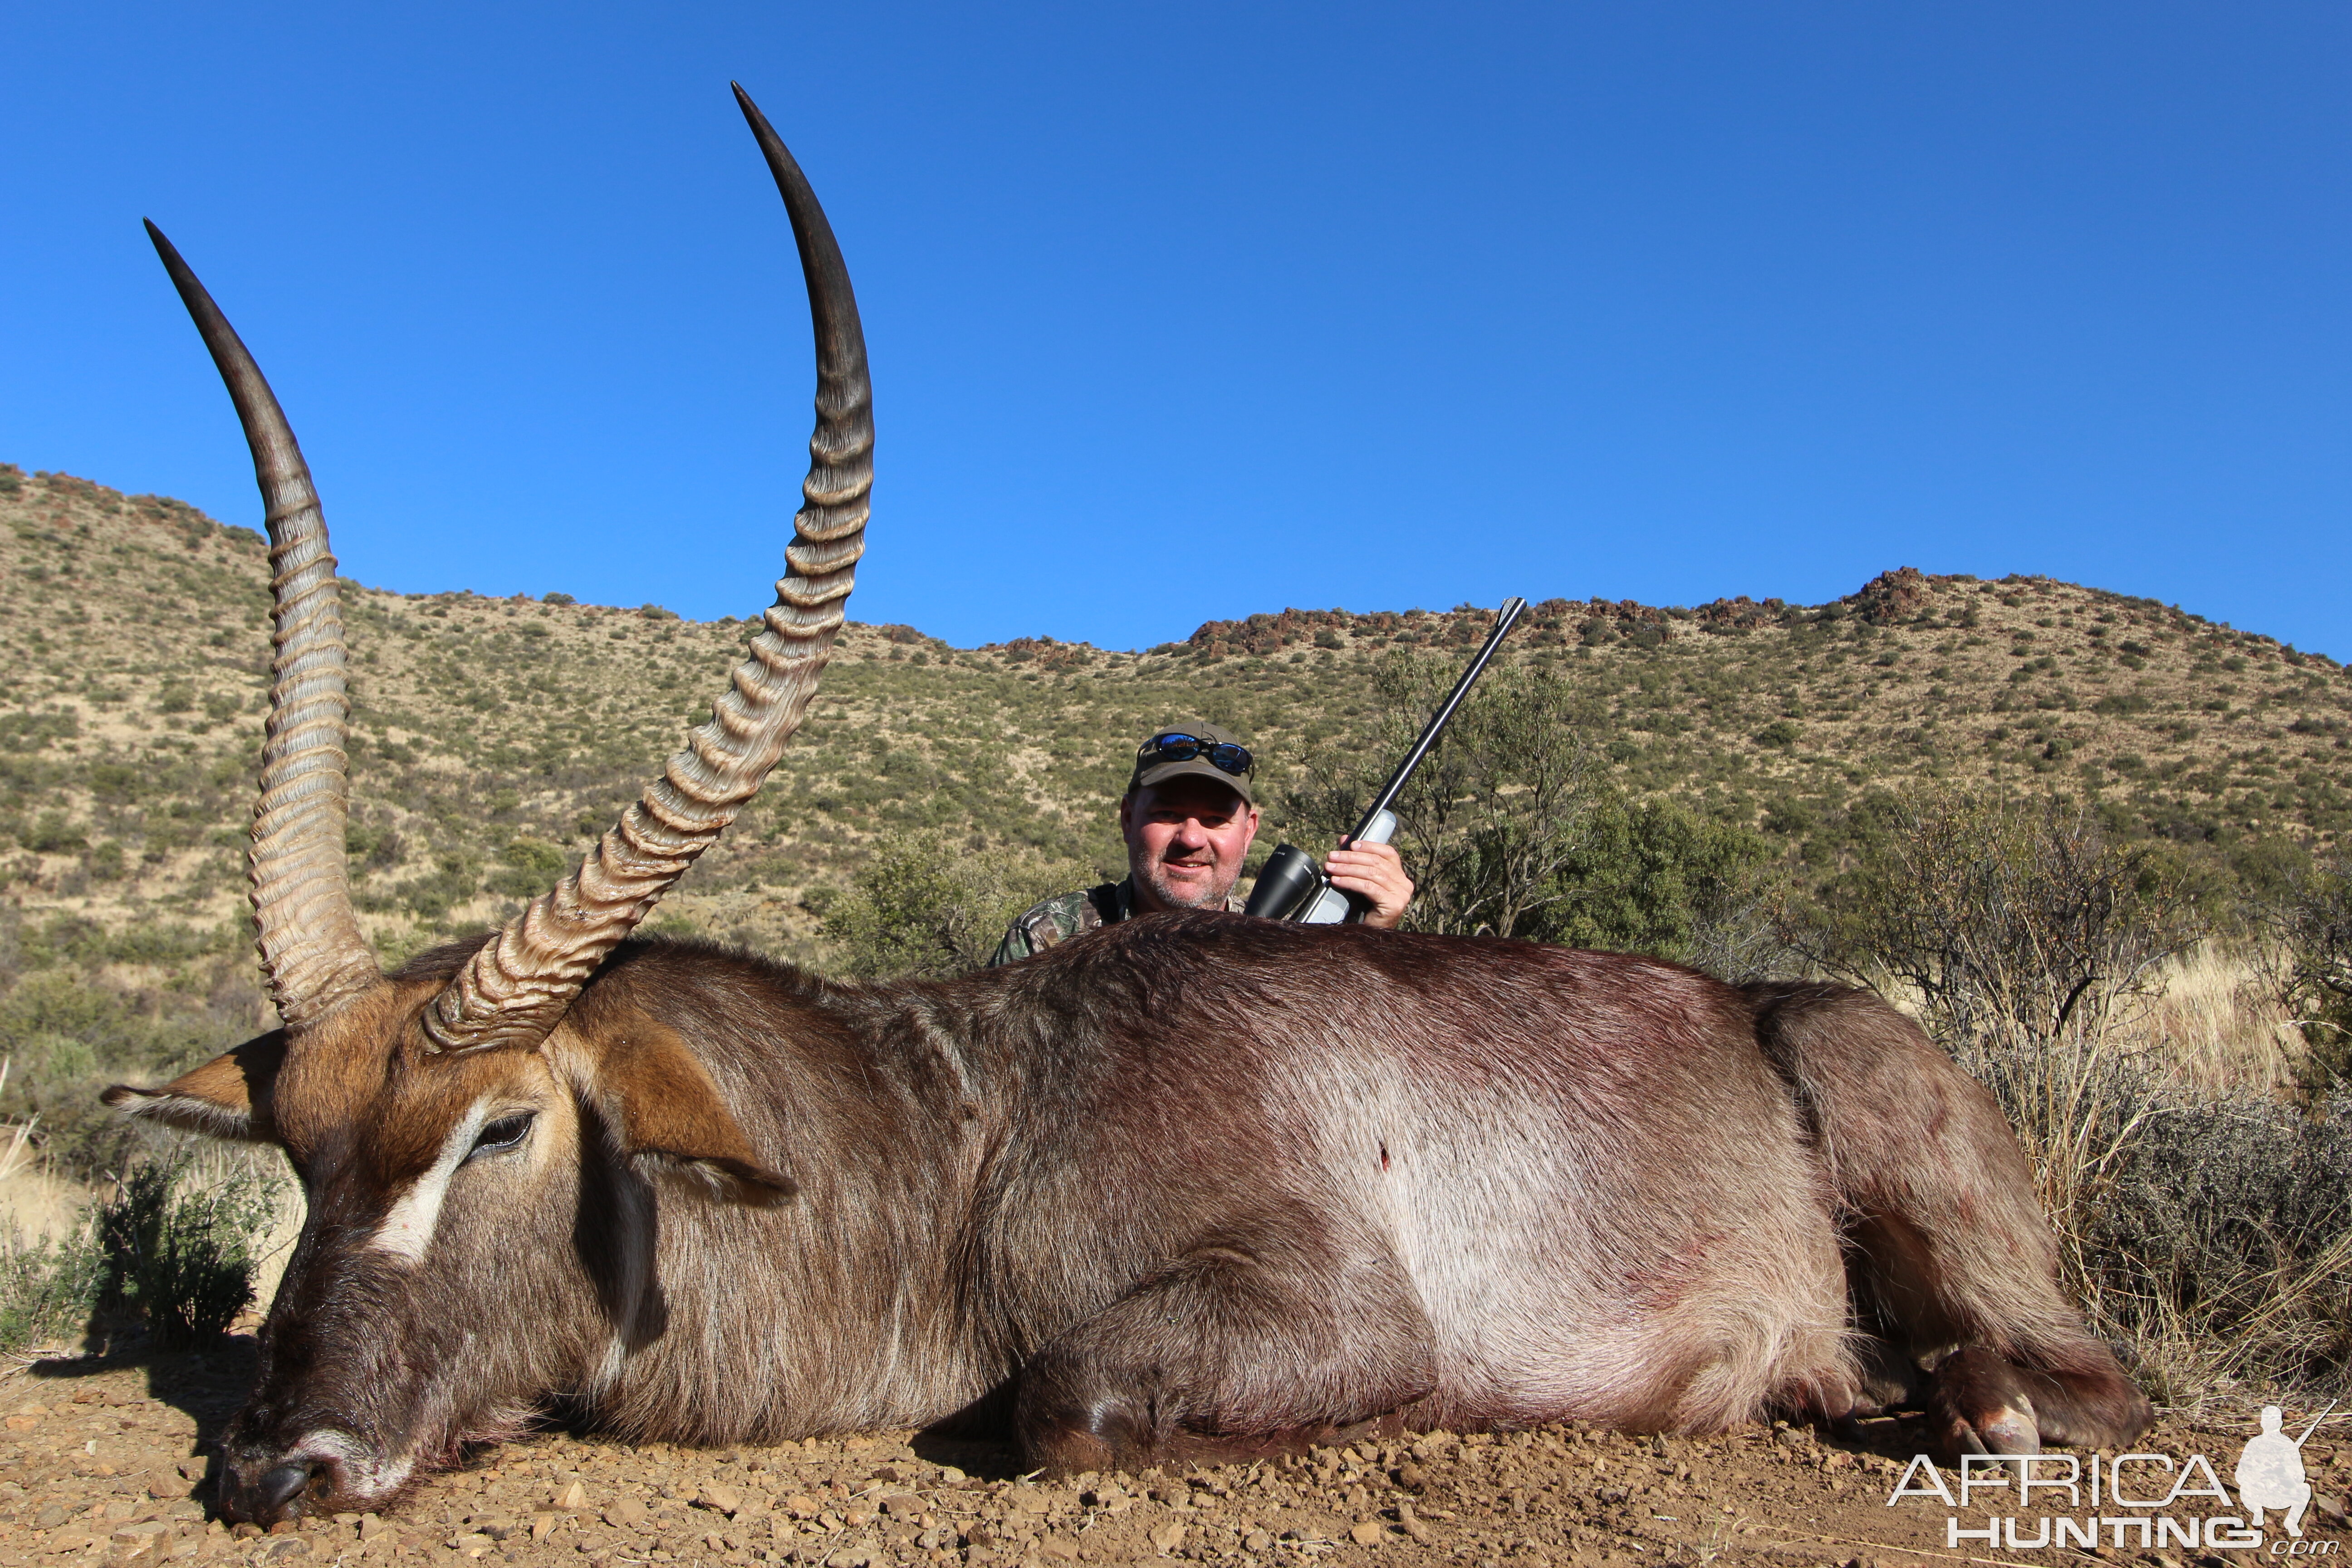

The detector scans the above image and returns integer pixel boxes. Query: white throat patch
[368,1099,492,1264]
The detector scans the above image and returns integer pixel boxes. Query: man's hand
[1326,840,1414,931]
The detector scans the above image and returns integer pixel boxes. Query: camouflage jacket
[986,877,1245,966]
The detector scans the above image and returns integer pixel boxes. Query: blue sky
[6,4,2347,656]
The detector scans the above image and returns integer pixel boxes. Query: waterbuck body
[108,86,2149,1525]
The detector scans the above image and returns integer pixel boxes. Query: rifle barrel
[1347,597,1528,844]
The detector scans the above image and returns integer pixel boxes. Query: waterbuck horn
[420,84,872,1053]
[147,222,382,1031]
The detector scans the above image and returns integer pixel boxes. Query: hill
[4,456,2349,1158]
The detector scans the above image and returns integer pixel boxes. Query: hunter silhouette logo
[2239,1404,2332,1539]
[1887,1404,2341,1553]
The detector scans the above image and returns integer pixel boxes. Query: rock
[1040,1539,1080,1562]
[937,1467,968,1485]
[1350,1522,1387,1546]
[1013,1489,1052,1515]
[2315,1494,2348,1525]
[1243,1530,1274,1552]
[263,1538,311,1560]
[34,1505,69,1529]
[111,1523,170,1559]
[1151,1522,1187,1553]
[4,1414,40,1432]
[176,1460,208,1482]
[532,1514,558,1542]
[882,1494,926,1519]
[1397,1504,1432,1544]
[785,1494,822,1519]
[358,1514,388,1540]
[556,1482,588,1511]
[603,1497,650,1529]
[696,1483,743,1516]
[1393,1464,1428,1493]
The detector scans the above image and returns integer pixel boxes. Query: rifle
[1243,596,1528,924]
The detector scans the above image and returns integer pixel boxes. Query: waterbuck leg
[1012,1227,1438,1474]
[1745,983,2153,1456]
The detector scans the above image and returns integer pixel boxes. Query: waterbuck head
[101,86,869,1524]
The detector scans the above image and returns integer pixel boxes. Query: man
[988,724,1415,965]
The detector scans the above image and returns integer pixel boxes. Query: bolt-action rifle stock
[1243,598,1527,924]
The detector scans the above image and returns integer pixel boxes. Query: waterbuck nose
[255,1463,314,1514]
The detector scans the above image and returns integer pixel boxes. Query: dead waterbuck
[108,85,2149,1526]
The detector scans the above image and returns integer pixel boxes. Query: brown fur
[110,917,2147,1523]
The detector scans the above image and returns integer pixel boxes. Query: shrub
[0,1155,284,1355]
[93,1158,281,1348]
[1754,719,1801,749]
[2082,1089,2352,1398]
[1807,786,2208,1050]
[487,838,569,899]
[1527,797,1779,977]
[2256,850,2352,1089]
[541,591,576,606]
[822,832,1098,978]
[24,812,85,854]
[0,1228,103,1355]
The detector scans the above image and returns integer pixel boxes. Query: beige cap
[1127,724,1255,804]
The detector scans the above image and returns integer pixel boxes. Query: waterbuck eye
[468,1113,534,1160]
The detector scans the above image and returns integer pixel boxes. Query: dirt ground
[1,1342,2343,1568]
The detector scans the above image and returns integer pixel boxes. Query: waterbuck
[108,85,2149,1526]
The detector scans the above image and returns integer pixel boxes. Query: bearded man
[987,724,1414,965]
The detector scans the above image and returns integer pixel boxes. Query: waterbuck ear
[588,1024,796,1208]
[101,1031,287,1143]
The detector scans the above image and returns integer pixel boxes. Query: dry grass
[2135,943,2308,1098]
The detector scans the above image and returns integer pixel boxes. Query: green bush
[0,1156,283,1355]
[1526,796,1778,974]
[0,1229,103,1355]
[93,1159,280,1348]
[487,838,568,899]
[821,832,1098,979]
[24,812,85,854]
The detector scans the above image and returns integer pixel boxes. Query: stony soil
[3,1343,2345,1568]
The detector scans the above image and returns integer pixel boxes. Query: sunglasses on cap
[1138,732,1255,778]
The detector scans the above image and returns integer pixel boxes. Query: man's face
[1119,776,1261,914]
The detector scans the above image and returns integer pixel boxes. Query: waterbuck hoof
[1978,1407,2041,1456]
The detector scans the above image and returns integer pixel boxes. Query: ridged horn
[421,85,872,1053]
[147,222,382,1031]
